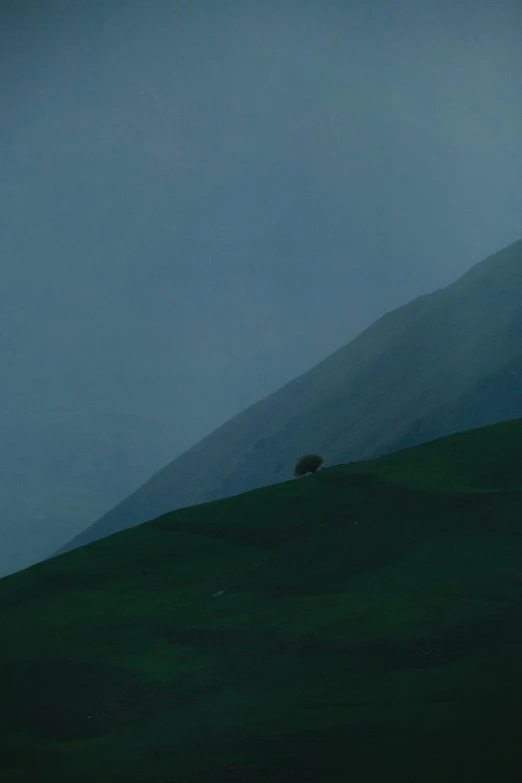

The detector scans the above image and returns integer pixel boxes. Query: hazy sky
[1,0,521,572]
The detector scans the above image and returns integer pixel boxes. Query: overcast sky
[1,0,521,572]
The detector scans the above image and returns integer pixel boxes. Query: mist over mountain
[1,0,521,575]
[0,409,181,576]
[3,3,522,777]
[58,239,522,555]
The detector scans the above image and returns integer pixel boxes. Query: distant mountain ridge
[57,238,522,555]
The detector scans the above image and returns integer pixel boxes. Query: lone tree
[294,453,324,477]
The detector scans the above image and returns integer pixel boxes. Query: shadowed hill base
[3,419,522,781]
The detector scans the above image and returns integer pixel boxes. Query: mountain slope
[4,419,522,782]
[59,238,522,554]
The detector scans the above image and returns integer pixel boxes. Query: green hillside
[59,238,522,555]
[4,418,522,782]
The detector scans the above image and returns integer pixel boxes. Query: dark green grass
[3,419,522,782]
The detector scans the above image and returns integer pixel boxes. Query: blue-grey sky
[1,0,521,574]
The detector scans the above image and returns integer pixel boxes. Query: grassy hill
[59,238,522,555]
[4,418,522,782]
